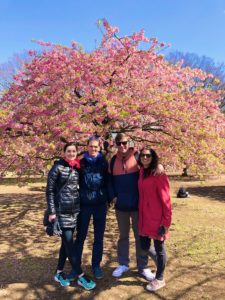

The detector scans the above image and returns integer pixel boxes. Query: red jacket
[138,169,172,240]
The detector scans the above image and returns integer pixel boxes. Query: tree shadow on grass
[1,192,225,299]
[28,186,46,192]
[168,175,201,182]
[187,186,225,203]
[0,177,46,186]
[0,193,45,228]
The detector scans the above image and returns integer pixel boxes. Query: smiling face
[87,140,100,157]
[140,149,152,168]
[64,145,77,160]
[116,138,129,154]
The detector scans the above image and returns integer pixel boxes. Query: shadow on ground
[187,186,225,203]
[0,177,46,186]
[0,178,225,299]
[168,175,201,182]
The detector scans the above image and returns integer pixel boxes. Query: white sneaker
[146,278,165,291]
[112,265,129,277]
[140,268,155,281]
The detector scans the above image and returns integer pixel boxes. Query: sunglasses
[116,141,128,146]
[140,153,152,158]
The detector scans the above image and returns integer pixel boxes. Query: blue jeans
[57,228,82,275]
[74,204,107,269]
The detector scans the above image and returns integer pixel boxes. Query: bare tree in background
[0,52,31,90]
[166,51,225,111]
[166,51,225,176]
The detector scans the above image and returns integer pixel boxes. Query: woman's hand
[48,214,56,222]
[163,225,169,233]
[154,164,165,175]
[158,225,168,237]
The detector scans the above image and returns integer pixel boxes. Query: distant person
[102,140,117,161]
[109,133,163,281]
[177,187,190,198]
[138,147,172,292]
[46,142,96,290]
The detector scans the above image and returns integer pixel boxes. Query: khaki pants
[115,210,149,271]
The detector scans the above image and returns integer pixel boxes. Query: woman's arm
[157,175,172,228]
[107,157,116,203]
[46,163,60,219]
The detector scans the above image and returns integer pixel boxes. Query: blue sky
[1,0,225,64]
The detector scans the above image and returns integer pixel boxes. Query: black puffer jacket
[46,158,80,228]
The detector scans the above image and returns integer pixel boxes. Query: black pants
[57,228,82,275]
[140,236,167,280]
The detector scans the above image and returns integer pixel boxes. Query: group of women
[46,136,172,292]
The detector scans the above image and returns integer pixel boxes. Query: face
[108,144,115,153]
[140,150,152,168]
[88,140,100,157]
[64,145,77,160]
[116,138,129,154]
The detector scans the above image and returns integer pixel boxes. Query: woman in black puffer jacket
[46,142,96,290]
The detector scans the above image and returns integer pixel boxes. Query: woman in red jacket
[138,147,172,292]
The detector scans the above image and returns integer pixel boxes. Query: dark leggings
[57,228,82,275]
[140,236,167,280]
[74,205,107,269]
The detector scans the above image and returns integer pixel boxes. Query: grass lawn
[0,175,225,300]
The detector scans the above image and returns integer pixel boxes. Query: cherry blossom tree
[0,20,225,176]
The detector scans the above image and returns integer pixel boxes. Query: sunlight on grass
[0,176,225,299]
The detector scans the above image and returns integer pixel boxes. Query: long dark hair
[138,147,159,178]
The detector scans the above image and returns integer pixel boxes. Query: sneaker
[67,270,77,282]
[93,267,103,279]
[112,265,129,277]
[54,272,70,287]
[140,268,155,281]
[77,274,96,290]
[146,278,165,292]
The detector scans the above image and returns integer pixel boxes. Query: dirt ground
[0,175,225,300]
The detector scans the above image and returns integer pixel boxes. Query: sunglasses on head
[116,141,128,146]
[140,153,152,158]
[88,136,100,141]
